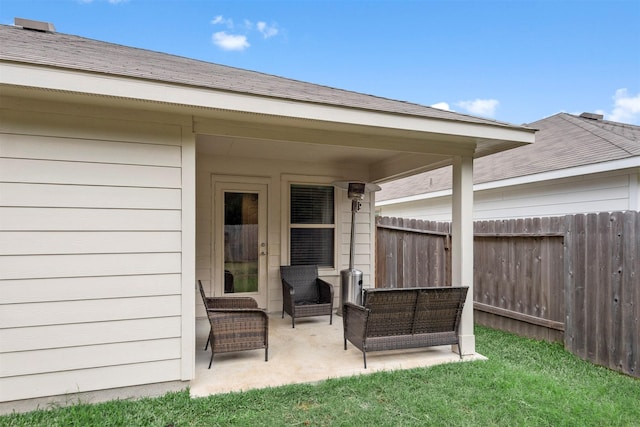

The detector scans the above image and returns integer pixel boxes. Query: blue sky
[2,0,639,125]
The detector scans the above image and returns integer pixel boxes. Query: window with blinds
[290,184,335,267]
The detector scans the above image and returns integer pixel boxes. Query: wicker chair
[280,265,334,328]
[198,280,269,368]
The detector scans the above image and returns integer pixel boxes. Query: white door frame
[212,175,269,308]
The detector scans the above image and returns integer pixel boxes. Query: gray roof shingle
[378,113,640,201]
[0,24,522,129]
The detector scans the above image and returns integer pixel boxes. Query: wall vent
[579,112,604,121]
[14,17,56,33]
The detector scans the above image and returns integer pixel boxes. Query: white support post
[452,155,475,355]
[181,126,196,380]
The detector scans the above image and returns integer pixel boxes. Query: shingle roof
[378,113,640,201]
[0,24,520,129]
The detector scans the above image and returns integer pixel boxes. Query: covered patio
[1,20,537,408]
[190,314,486,397]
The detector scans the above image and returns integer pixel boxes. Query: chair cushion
[293,277,319,304]
[281,265,320,304]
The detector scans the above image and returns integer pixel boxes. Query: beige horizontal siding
[0,108,182,145]
[337,194,374,286]
[0,183,181,209]
[0,253,182,280]
[1,338,182,377]
[1,317,182,353]
[1,295,182,328]
[0,360,182,402]
[0,133,182,166]
[0,106,186,402]
[2,274,181,304]
[0,231,181,255]
[0,158,181,187]
[0,207,181,231]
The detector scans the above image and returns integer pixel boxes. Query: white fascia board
[377,189,453,206]
[475,157,640,191]
[0,62,534,143]
[376,157,640,206]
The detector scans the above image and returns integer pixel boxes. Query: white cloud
[430,102,451,111]
[212,31,249,51]
[210,14,280,51]
[211,15,233,28]
[257,21,278,38]
[606,88,640,124]
[457,99,499,118]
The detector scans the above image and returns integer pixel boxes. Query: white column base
[453,334,476,356]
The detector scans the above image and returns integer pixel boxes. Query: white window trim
[281,174,342,275]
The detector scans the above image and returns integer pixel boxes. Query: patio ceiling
[196,132,452,180]
[193,111,532,183]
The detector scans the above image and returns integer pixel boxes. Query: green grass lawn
[224,262,258,293]
[2,326,638,426]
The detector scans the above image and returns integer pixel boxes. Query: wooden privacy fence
[376,212,639,378]
[224,224,258,262]
[376,217,451,289]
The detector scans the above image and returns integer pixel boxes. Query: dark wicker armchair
[198,280,269,368]
[280,265,334,328]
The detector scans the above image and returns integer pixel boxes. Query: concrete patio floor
[190,313,486,398]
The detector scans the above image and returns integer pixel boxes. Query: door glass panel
[224,192,259,294]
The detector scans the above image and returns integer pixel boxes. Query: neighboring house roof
[378,113,640,202]
[0,23,517,129]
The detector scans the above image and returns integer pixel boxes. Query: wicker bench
[343,286,468,368]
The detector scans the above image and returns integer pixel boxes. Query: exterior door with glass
[213,179,268,308]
